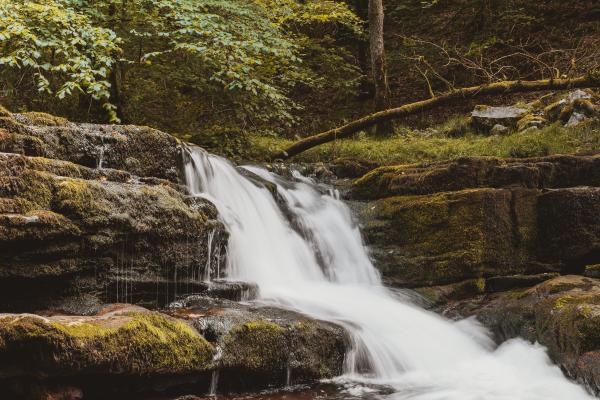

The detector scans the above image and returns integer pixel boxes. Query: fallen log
[275,75,600,159]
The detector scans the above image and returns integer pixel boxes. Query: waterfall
[183,146,593,400]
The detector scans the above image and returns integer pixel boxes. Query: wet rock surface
[1,111,183,183]
[169,296,346,392]
[0,151,227,313]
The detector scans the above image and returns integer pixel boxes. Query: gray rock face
[490,124,509,135]
[566,111,588,127]
[471,105,528,132]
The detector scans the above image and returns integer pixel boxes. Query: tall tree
[368,0,393,135]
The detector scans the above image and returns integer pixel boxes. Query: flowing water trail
[183,146,594,400]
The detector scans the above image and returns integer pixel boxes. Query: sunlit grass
[246,119,600,165]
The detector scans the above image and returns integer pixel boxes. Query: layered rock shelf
[353,154,600,288]
[0,108,346,399]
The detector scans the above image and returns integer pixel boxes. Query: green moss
[364,190,502,284]
[435,115,474,137]
[0,105,11,117]
[21,112,69,126]
[0,312,213,375]
[245,120,600,166]
[516,114,546,131]
[413,287,443,304]
[553,295,577,310]
[222,320,287,371]
[573,98,596,115]
[15,171,55,210]
[54,178,95,217]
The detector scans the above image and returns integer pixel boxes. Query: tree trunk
[354,0,371,100]
[369,0,393,136]
[274,75,600,160]
[109,63,126,123]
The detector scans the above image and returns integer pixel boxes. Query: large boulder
[173,296,346,392]
[0,108,229,313]
[170,296,346,393]
[0,305,214,398]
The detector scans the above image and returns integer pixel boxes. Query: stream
[182,146,593,400]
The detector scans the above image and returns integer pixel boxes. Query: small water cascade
[285,363,292,387]
[209,369,220,396]
[96,139,108,169]
[183,146,594,400]
[203,228,217,282]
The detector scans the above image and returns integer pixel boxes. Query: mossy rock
[0,152,226,312]
[358,188,539,286]
[1,111,184,182]
[0,105,11,117]
[0,310,213,378]
[186,298,346,391]
[449,275,600,389]
[516,114,547,131]
[221,320,288,373]
[20,112,69,127]
[352,154,600,200]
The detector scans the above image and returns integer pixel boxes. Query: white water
[183,146,594,400]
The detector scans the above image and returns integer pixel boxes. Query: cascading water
[183,146,594,400]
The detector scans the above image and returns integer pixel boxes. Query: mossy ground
[246,120,600,164]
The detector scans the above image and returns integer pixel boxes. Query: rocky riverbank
[0,107,346,399]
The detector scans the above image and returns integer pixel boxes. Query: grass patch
[245,120,600,165]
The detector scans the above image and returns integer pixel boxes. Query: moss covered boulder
[0,308,213,377]
[176,297,347,392]
[0,305,218,398]
[0,152,227,313]
[353,154,600,288]
[359,188,541,286]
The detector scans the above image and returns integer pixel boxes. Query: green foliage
[189,127,252,162]
[0,0,121,121]
[1,0,363,131]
